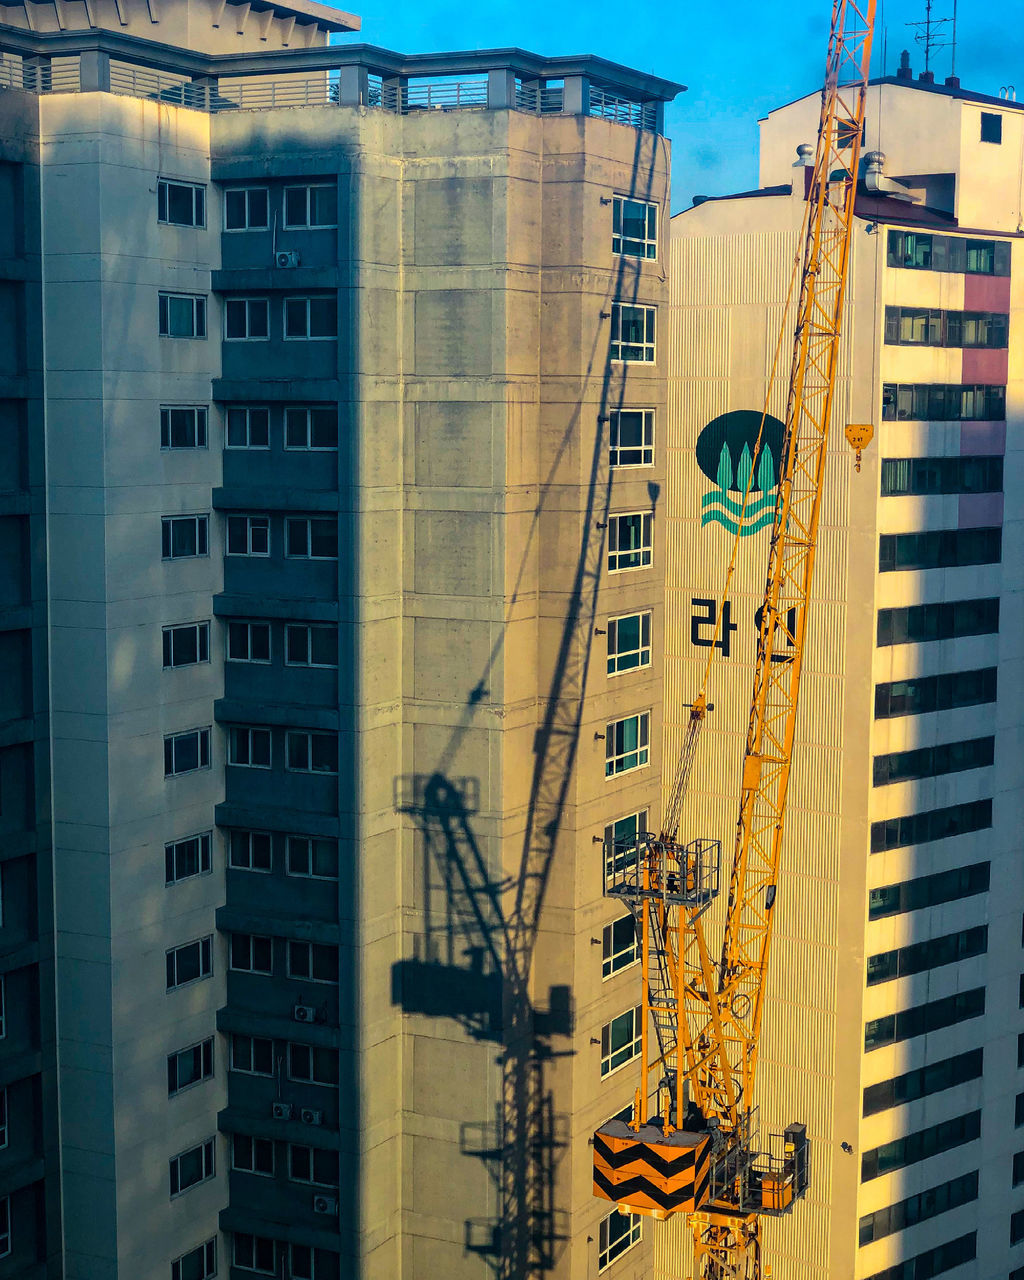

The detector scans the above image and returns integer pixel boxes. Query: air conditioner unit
[275,249,300,268]
[293,1004,317,1023]
[313,1195,338,1216]
[300,1107,323,1126]
[271,1101,294,1121]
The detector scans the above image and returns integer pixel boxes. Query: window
[289,1144,339,1186]
[233,1133,274,1177]
[866,926,987,986]
[610,303,655,362]
[228,829,272,872]
[286,731,339,774]
[163,727,211,777]
[226,515,270,556]
[881,383,1006,421]
[864,987,985,1052]
[604,810,648,885]
[861,1110,981,1181]
[285,406,338,450]
[608,407,654,467]
[228,726,272,769]
[230,933,273,975]
[612,196,657,259]
[227,621,271,663]
[231,1034,274,1076]
[887,229,1010,276]
[981,111,1003,143]
[169,1137,215,1196]
[284,296,337,340]
[0,979,6,1040]
[1013,1211,1024,1248]
[161,405,208,449]
[869,862,989,920]
[159,292,207,338]
[1017,1093,1024,1128]
[598,1208,641,1271]
[863,1233,976,1280]
[158,178,206,227]
[162,622,210,669]
[0,1199,9,1261]
[233,1233,277,1275]
[287,1042,339,1085]
[883,308,1009,349]
[165,832,212,885]
[1019,1033,1024,1069]
[287,940,338,984]
[878,597,999,647]
[878,527,1001,572]
[226,406,270,448]
[166,936,213,989]
[870,798,992,854]
[602,915,638,978]
[224,187,269,231]
[607,512,653,572]
[285,624,338,667]
[0,1089,7,1149]
[161,515,209,560]
[171,1238,216,1280]
[607,612,652,675]
[605,712,650,777]
[863,1049,983,1117]
[880,456,1003,495]
[225,297,270,341]
[858,1171,978,1245]
[286,835,339,880]
[284,184,338,228]
[1015,1151,1024,1186]
[873,735,994,786]
[289,1244,320,1280]
[874,668,997,718]
[285,517,338,559]
[167,1037,214,1095]
[600,1006,643,1077]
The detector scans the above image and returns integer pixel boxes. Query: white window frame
[230,932,273,975]
[159,292,207,339]
[224,297,270,341]
[163,727,211,777]
[228,726,272,770]
[158,178,206,228]
[287,939,338,984]
[283,295,337,341]
[171,1239,217,1280]
[233,1233,278,1275]
[162,621,210,669]
[605,712,650,778]
[285,516,338,559]
[227,620,272,663]
[284,405,338,450]
[160,405,208,450]
[232,1133,275,1178]
[602,914,639,980]
[286,835,339,880]
[609,302,656,363]
[169,1137,216,1197]
[607,512,653,573]
[167,1036,214,1096]
[283,183,338,229]
[226,405,270,449]
[166,935,213,990]
[164,831,213,885]
[289,1243,317,1280]
[612,195,657,260]
[606,611,652,676]
[226,515,270,557]
[230,1033,275,1077]
[288,1143,340,1187]
[609,408,654,468]
[600,1005,643,1078]
[228,829,273,873]
[598,1208,641,1271]
[285,623,338,667]
[161,514,209,560]
[285,730,339,775]
[224,186,270,232]
[603,810,650,890]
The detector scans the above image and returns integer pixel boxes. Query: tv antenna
[907,0,956,75]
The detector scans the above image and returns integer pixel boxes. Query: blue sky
[335,0,1023,212]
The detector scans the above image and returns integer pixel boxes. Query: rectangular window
[224,187,269,231]
[612,196,657,259]
[858,1171,978,1245]
[226,406,270,449]
[161,515,209,560]
[163,727,211,777]
[285,406,338,450]
[287,1042,339,1085]
[158,179,206,227]
[167,1037,214,1096]
[233,1133,274,1177]
[881,383,1006,421]
[598,1208,642,1271]
[164,832,212,885]
[862,1233,976,1280]
[878,527,1001,572]
[864,987,985,1052]
[287,940,338,984]
[230,1033,274,1076]
[161,406,208,449]
[227,621,271,663]
[230,933,273,975]
[159,292,207,339]
[162,622,210,669]
[874,668,997,718]
[1019,1033,1024,1070]
[284,184,338,228]
[608,512,653,572]
[0,979,5,1040]
[284,296,337,340]
[226,515,270,556]
[878,596,999,647]
[0,1197,8,1260]
[880,456,1003,496]
[981,111,1003,143]
[869,862,989,920]
[169,1137,215,1196]
[607,612,652,675]
[233,1233,277,1275]
[600,1006,643,1077]
[604,810,649,885]
[870,798,992,854]
[1013,1211,1024,1247]
[166,936,213,990]
[1015,1151,1024,1186]
[285,731,339,775]
[225,297,270,341]
[883,308,1009,349]
[285,517,338,559]
[289,1144,339,1186]
[228,726,272,769]
[867,925,987,986]
[863,1048,983,1117]
[0,1089,7,1149]
[1017,1093,1024,1127]
[286,835,339,880]
[285,623,338,667]
[861,1110,981,1181]
[610,303,656,362]
[609,408,654,467]
[605,712,650,777]
[887,229,1010,275]
[602,914,638,979]
[171,1238,216,1280]
[873,735,994,786]
[228,829,272,873]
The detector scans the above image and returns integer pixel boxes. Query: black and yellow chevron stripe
[592,1121,711,1218]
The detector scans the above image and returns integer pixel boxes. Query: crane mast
[593,3,877,1278]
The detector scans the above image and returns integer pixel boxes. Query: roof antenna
[906,0,953,81]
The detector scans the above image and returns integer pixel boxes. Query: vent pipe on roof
[919,70,935,84]
[896,49,913,82]
[945,75,961,87]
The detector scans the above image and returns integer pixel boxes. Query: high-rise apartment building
[0,2,682,1276]
[662,64,1023,1280]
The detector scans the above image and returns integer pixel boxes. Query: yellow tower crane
[592,2,877,1277]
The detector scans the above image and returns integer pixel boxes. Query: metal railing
[590,85,659,130]
[109,60,201,105]
[212,73,336,112]
[393,75,488,113]
[0,54,79,92]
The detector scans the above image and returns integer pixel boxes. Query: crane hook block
[845,422,874,473]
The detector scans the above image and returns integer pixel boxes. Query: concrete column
[381,75,405,112]
[486,68,516,110]
[22,56,52,92]
[336,64,369,106]
[561,75,590,117]
[79,49,111,93]
[189,75,218,109]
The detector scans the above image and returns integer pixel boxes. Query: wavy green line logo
[696,410,786,537]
